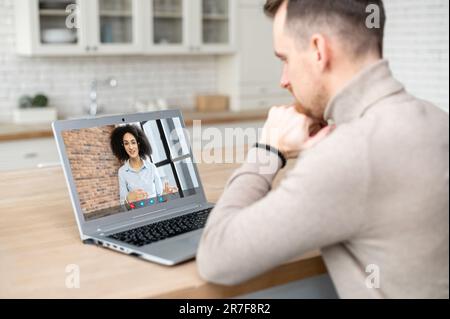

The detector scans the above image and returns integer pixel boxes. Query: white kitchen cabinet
[143,0,190,54]
[15,0,236,56]
[237,0,292,109]
[196,0,236,54]
[87,0,144,54]
[15,0,89,56]
[217,0,292,111]
[16,0,143,56]
[142,0,236,54]
[0,138,60,171]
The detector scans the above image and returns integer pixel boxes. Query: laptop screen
[61,116,200,221]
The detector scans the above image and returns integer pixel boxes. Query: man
[197,0,449,298]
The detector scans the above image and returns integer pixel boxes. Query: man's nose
[280,68,290,89]
[280,79,289,89]
[280,79,292,93]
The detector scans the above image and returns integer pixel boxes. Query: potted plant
[13,93,57,124]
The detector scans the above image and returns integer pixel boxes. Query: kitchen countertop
[0,109,269,142]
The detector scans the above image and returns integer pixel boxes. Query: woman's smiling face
[123,132,139,160]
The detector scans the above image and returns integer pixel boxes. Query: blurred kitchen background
[0,0,448,171]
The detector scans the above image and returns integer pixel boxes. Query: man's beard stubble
[292,87,329,136]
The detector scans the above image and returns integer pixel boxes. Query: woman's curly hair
[110,124,152,163]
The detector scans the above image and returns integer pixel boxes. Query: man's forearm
[205,147,283,225]
[197,147,284,285]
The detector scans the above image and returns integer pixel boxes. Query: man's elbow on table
[196,243,245,286]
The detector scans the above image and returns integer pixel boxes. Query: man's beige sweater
[196,60,449,299]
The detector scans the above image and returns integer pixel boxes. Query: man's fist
[259,105,335,159]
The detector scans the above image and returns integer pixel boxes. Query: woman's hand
[127,189,149,203]
[163,182,178,195]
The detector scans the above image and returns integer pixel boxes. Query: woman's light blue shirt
[118,158,163,204]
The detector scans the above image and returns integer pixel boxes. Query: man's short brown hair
[264,0,386,57]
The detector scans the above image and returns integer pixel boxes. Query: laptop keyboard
[107,208,212,247]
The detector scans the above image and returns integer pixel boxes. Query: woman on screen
[110,124,177,207]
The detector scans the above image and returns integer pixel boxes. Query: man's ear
[310,33,330,71]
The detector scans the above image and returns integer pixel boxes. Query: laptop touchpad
[141,230,202,263]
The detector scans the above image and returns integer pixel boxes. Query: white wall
[384,0,449,112]
[0,0,218,121]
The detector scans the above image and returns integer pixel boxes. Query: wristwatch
[253,143,287,169]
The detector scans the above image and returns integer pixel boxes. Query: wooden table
[0,148,326,298]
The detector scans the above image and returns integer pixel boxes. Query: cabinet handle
[85,46,90,51]
[188,46,201,53]
[24,152,38,159]
[92,46,98,51]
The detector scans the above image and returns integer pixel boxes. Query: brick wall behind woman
[62,126,121,214]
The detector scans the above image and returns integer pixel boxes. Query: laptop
[52,110,214,266]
